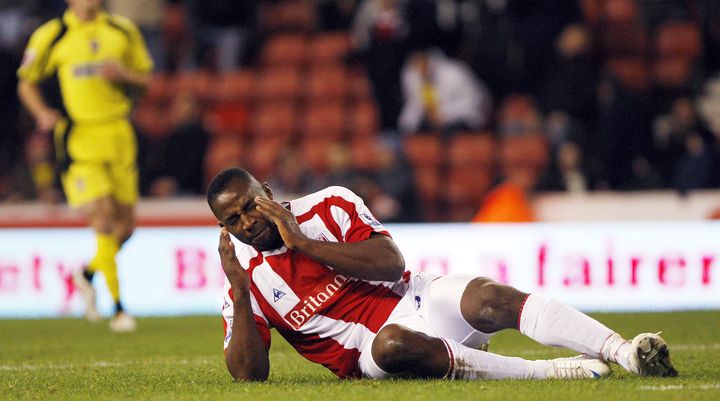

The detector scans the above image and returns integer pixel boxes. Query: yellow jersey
[17,10,153,124]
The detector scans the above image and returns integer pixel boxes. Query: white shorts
[358,273,494,378]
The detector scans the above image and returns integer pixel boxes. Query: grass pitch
[2,311,719,401]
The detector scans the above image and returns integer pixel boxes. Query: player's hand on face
[36,108,61,132]
[218,227,250,291]
[255,197,305,250]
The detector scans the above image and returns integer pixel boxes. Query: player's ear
[262,182,274,200]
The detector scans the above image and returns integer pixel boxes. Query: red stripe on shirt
[321,280,401,332]
[279,328,363,379]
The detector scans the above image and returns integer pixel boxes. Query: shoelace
[552,361,589,379]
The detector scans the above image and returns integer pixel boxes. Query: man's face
[210,179,283,251]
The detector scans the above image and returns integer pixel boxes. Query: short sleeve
[222,285,271,352]
[124,21,154,73]
[17,20,64,83]
[326,186,391,243]
[110,15,154,73]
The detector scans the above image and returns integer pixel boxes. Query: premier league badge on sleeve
[359,212,382,227]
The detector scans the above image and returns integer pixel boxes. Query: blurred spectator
[544,110,590,152]
[651,96,701,184]
[697,75,720,187]
[671,133,715,193]
[187,0,259,71]
[472,180,536,223]
[620,156,665,190]
[354,139,419,222]
[163,1,193,72]
[595,76,653,189]
[536,140,595,194]
[318,142,358,191]
[146,92,210,197]
[267,148,314,198]
[698,0,720,72]
[107,0,166,70]
[0,1,26,50]
[398,48,492,135]
[404,0,464,57]
[317,0,359,31]
[351,0,410,132]
[3,131,60,203]
[539,23,598,127]
[0,47,21,179]
[465,0,582,98]
[637,0,694,30]
[496,94,542,137]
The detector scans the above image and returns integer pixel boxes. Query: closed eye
[226,215,239,227]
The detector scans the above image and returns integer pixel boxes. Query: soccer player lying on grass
[207,167,678,381]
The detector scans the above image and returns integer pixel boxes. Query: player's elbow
[383,249,405,282]
[229,370,269,382]
[225,352,269,382]
[227,364,269,382]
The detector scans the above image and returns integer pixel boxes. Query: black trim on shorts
[55,120,74,173]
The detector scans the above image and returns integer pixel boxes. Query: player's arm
[219,228,270,381]
[255,197,405,282]
[17,79,61,132]
[98,61,150,89]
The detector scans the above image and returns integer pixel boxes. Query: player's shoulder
[106,13,141,34]
[289,186,361,213]
[29,17,66,43]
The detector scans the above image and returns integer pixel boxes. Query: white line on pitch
[0,356,219,371]
[640,384,720,391]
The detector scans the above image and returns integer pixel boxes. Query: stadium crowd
[1,0,720,222]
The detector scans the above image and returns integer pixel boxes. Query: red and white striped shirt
[222,186,409,378]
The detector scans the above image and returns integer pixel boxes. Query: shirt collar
[63,9,109,28]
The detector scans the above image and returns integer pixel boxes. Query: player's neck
[70,7,100,22]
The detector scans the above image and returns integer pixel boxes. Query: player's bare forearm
[17,80,61,132]
[122,69,150,89]
[17,80,49,118]
[225,290,270,382]
[293,234,405,282]
[98,61,150,89]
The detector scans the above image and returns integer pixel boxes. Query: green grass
[2,311,719,400]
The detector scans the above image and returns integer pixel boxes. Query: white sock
[442,338,550,380]
[518,294,615,358]
[600,333,634,372]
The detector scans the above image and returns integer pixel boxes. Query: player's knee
[116,224,135,245]
[462,278,525,330]
[371,324,414,372]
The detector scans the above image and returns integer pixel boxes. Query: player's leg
[361,323,610,380]
[424,275,612,379]
[456,276,677,377]
[58,122,116,323]
[104,119,140,332]
[106,200,136,332]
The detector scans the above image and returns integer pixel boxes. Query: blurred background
[1,0,720,317]
[1,0,720,223]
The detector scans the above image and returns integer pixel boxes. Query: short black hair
[206,167,253,205]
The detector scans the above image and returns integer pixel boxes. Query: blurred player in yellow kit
[17,0,153,332]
